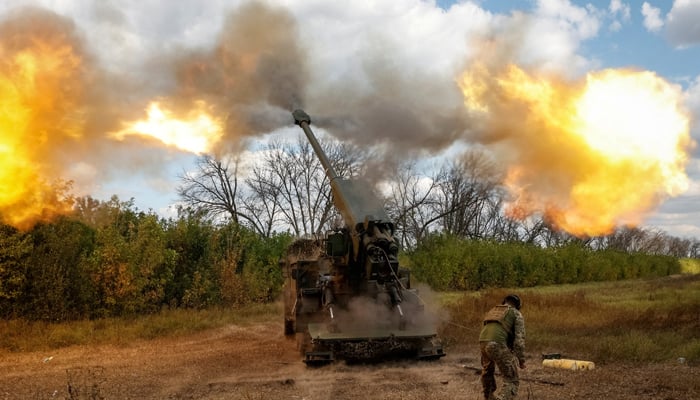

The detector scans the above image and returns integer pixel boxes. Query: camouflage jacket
[478,305,526,363]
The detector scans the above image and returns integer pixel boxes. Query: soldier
[479,294,526,400]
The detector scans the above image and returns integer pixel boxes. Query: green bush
[0,195,686,323]
[408,234,682,291]
[0,199,294,322]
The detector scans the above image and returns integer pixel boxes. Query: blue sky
[467,0,700,82]
[2,0,699,238]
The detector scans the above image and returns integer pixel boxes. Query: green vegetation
[1,197,698,365]
[408,234,681,291]
[0,197,292,322]
[3,275,698,367]
[681,258,700,274]
[441,274,700,364]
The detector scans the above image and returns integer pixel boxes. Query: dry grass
[440,274,700,364]
[0,302,281,353]
[4,274,700,366]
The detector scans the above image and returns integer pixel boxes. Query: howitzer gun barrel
[292,109,389,234]
[293,109,339,181]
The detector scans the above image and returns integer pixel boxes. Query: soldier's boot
[482,373,497,400]
[484,386,501,400]
[500,382,518,400]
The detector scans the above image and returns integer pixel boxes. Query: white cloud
[608,0,630,31]
[641,2,664,32]
[536,0,601,39]
[609,0,631,20]
[514,0,600,75]
[609,20,622,32]
[284,0,494,89]
[666,0,700,48]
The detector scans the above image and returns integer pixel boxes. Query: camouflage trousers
[480,341,519,400]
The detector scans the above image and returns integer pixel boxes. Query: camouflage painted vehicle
[282,109,445,365]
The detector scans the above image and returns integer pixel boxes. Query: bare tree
[177,134,366,238]
[666,236,693,258]
[434,149,503,239]
[383,149,522,248]
[383,161,441,249]
[577,226,700,258]
[177,155,258,229]
[243,135,366,237]
[600,226,648,253]
[689,240,700,258]
[241,163,284,237]
[260,138,329,236]
[491,203,534,243]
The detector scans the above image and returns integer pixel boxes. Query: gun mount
[282,110,445,365]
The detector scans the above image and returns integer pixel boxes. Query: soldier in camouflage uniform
[479,294,526,400]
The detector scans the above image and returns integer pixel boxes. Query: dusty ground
[1,321,698,400]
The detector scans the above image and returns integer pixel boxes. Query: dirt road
[1,321,697,399]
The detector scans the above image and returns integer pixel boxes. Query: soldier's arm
[512,309,526,366]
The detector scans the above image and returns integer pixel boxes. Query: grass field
[2,274,699,365]
[441,273,700,364]
[0,303,280,353]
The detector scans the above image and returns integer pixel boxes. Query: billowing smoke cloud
[297,37,472,160]
[455,33,693,236]
[292,12,535,175]
[165,1,308,153]
[0,2,309,228]
[0,1,694,236]
[0,7,125,228]
[0,6,195,180]
[307,63,468,153]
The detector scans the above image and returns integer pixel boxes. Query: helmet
[503,294,521,310]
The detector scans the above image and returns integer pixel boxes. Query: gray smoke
[165,1,308,154]
[0,1,532,187]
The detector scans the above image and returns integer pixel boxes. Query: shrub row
[0,201,292,322]
[408,234,681,291]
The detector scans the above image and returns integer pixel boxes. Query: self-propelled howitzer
[282,109,445,364]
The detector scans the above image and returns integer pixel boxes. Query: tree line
[1,133,698,322]
[0,197,291,321]
[409,234,682,291]
[179,134,700,258]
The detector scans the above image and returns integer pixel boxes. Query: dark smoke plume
[0,2,310,191]
[169,1,308,153]
[295,15,534,173]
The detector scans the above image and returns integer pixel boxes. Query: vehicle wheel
[284,318,295,336]
[296,332,311,355]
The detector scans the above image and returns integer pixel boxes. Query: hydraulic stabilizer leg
[388,284,406,330]
[396,304,406,330]
[328,306,339,333]
[323,286,339,333]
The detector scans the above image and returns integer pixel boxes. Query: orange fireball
[0,33,84,229]
[112,101,224,155]
[459,64,693,237]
